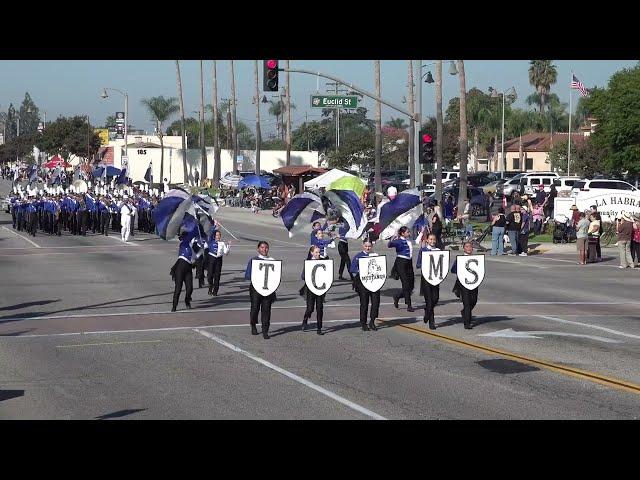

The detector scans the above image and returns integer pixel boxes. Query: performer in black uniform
[301,246,326,335]
[350,239,380,331]
[452,241,478,329]
[244,241,276,339]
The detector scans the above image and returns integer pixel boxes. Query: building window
[512,158,520,170]
[525,157,533,170]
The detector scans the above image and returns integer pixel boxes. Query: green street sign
[310,95,359,109]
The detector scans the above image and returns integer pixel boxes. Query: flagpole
[567,71,573,176]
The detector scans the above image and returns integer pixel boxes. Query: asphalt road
[1,180,639,419]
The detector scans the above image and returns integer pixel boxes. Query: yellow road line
[377,318,640,396]
[56,340,163,349]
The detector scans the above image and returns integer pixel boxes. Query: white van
[553,176,582,197]
[520,173,560,196]
[571,179,637,197]
[433,171,459,185]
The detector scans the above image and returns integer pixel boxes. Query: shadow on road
[95,408,147,420]
[0,300,59,311]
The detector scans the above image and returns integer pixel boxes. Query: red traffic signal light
[263,60,279,92]
[422,134,432,143]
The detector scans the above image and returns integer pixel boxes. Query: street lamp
[415,60,458,187]
[489,86,517,173]
[100,87,129,165]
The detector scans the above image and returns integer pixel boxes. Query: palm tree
[528,60,558,114]
[374,60,382,193]
[386,117,408,130]
[506,109,532,171]
[268,99,284,139]
[140,96,179,183]
[175,60,188,185]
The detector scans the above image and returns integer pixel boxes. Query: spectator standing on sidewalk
[631,216,640,267]
[518,205,531,256]
[532,202,544,235]
[587,213,601,264]
[575,212,590,265]
[505,205,522,255]
[617,212,635,269]
[490,207,506,256]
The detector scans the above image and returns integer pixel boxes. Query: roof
[125,141,164,148]
[488,132,587,153]
[272,166,327,176]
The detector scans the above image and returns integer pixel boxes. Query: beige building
[486,132,587,172]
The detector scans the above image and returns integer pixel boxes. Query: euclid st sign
[311,95,359,109]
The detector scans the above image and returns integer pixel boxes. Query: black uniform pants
[11,209,16,228]
[28,212,38,235]
[421,277,440,323]
[304,289,324,328]
[393,257,414,307]
[77,211,88,235]
[338,241,353,279]
[172,258,193,308]
[249,285,274,331]
[355,278,380,325]
[100,212,109,234]
[207,256,223,293]
[195,254,206,285]
[456,279,478,327]
[518,232,529,254]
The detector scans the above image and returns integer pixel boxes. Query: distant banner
[94,128,109,146]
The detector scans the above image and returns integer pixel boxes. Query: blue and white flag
[322,189,367,239]
[152,187,196,240]
[193,193,220,216]
[28,164,38,185]
[144,163,153,184]
[376,188,422,240]
[101,164,107,179]
[280,192,326,238]
[84,193,96,211]
[116,167,128,185]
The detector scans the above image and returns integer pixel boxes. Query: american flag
[571,74,589,97]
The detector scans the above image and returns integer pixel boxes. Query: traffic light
[263,59,279,92]
[420,133,434,163]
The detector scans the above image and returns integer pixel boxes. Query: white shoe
[519,252,527,256]
[619,265,625,269]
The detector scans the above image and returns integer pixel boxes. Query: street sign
[310,95,359,109]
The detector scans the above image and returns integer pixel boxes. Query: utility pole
[285,60,292,166]
[374,60,382,194]
[199,60,207,185]
[175,60,188,186]
[305,112,310,151]
[407,60,416,188]
[435,61,444,208]
[254,60,261,175]
[457,60,468,217]
[415,60,422,187]
[212,60,220,188]
[230,60,239,173]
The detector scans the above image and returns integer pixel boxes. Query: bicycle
[600,222,617,247]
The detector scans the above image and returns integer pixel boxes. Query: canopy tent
[238,174,272,189]
[303,168,358,190]
[44,156,72,169]
[93,165,122,177]
[219,173,242,188]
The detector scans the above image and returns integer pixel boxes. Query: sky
[1,60,637,136]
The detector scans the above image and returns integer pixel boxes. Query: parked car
[430,186,486,216]
[482,179,507,197]
[571,179,638,197]
[432,171,459,185]
[497,174,525,198]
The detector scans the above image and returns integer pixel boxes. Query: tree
[19,93,40,135]
[140,95,179,183]
[528,60,558,114]
[103,115,117,128]
[583,64,640,176]
[548,138,608,177]
[506,108,533,171]
[35,116,101,161]
[385,117,408,130]
[457,60,469,216]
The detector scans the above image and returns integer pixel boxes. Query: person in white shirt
[120,195,133,243]
[207,230,231,296]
